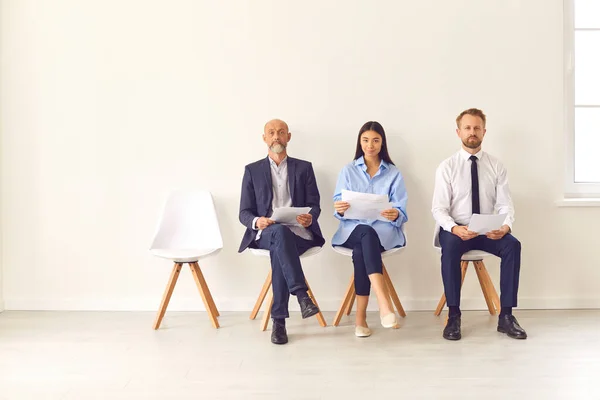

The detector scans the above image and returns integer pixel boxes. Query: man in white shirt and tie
[432,108,527,341]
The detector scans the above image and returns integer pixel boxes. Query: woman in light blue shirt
[333,121,408,337]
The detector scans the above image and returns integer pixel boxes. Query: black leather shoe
[443,315,462,340]
[298,297,320,319]
[271,321,288,345]
[497,314,527,339]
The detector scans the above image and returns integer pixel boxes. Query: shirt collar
[354,156,389,170]
[269,156,288,168]
[460,148,483,161]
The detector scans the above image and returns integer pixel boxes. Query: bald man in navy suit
[238,119,325,345]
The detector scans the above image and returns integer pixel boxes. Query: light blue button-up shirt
[332,156,408,250]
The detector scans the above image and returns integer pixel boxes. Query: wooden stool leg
[189,263,220,329]
[333,275,355,326]
[306,279,327,327]
[479,261,501,313]
[250,271,272,320]
[473,260,496,315]
[260,287,274,331]
[191,263,219,317]
[434,260,469,316]
[434,293,447,316]
[153,263,182,329]
[383,265,406,317]
[345,289,356,316]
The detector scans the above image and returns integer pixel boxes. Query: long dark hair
[353,121,395,165]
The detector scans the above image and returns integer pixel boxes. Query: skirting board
[4,297,600,311]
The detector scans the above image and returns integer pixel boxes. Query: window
[565,0,600,198]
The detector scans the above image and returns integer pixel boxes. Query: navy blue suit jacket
[238,156,325,252]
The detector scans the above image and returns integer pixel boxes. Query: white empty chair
[150,189,222,329]
[432,225,500,316]
[248,246,327,331]
[332,225,408,327]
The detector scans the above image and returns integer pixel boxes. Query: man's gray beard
[270,143,286,153]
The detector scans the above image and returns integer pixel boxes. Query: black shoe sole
[443,334,461,341]
[497,327,527,339]
[301,307,319,319]
[271,339,288,345]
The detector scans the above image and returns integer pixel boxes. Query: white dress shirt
[252,157,313,241]
[432,148,515,232]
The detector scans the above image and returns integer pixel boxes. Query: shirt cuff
[252,217,259,230]
[441,221,457,232]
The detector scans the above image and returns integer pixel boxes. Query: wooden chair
[332,225,408,326]
[432,226,500,316]
[150,190,222,329]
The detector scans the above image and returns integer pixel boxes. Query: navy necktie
[469,155,480,214]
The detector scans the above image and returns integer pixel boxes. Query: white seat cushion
[151,248,221,262]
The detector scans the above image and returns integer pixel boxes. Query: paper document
[341,189,388,203]
[270,207,311,225]
[341,189,392,222]
[467,213,507,235]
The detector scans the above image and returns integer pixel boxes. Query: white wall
[2,0,598,312]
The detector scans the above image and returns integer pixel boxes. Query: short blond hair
[456,108,486,128]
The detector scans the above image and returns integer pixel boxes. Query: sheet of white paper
[341,189,388,203]
[467,213,507,235]
[343,200,393,222]
[270,207,311,225]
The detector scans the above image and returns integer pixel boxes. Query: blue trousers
[340,225,384,296]
[439,227,521,307]
[257,224,317,319]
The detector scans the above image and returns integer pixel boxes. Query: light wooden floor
[0,310,599,399]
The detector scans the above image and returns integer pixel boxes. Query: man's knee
[502,234,521,254]
[267,224,293,239]
[440,230,464,253]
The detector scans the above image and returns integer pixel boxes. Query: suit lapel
[287,157,296,204]
[262,157,273,211]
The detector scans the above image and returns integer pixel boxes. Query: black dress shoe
[443,315,462,341]
[298,297,320,319]
[271,321,288,345]
[497,314,527,339]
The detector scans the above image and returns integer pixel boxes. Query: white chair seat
[460,250,492,261]
[151,248,221,262]
[332,245,404,259]
[249,246,322,259]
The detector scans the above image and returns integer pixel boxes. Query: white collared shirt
[253,157,313,241]
[432,148,515,232]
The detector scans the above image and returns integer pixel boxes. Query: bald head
[263,119,291,155]
[264,119,289,134]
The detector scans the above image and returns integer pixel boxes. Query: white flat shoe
[381,313,398,328]
[355,326,372,337]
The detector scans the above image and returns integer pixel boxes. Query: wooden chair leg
[189,263,220,329]
[333,275,355,326]
[478,260,501,313]
[191,262,219,317]
[306,279,327,327]
[345,289,356,316]
[473,260,496,315]
[434,260,469,316]
[260,287,274,331]
[153,263,182,329]
[383,265,406,317]
[434,293,447,316]
[250,271,272,320]
[477,260,501,314]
